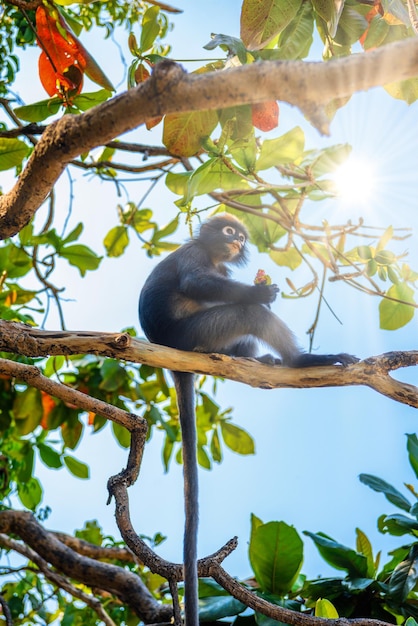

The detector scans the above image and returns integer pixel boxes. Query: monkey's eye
[222,226,236,237]
[237,233,246,244]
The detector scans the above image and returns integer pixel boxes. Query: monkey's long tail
[173,371,199,626]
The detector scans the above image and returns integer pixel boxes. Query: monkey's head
[198,214,249,265]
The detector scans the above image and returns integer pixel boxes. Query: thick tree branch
[0,511,173,623]
[1,40,418,238]
[0,533,118,626]
[0,321,416,407]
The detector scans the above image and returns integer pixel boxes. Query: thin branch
[0,593,12,626]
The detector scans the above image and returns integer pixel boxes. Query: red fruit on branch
[251,101,279,131]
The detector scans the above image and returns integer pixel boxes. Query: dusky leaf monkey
[139,214,358,625]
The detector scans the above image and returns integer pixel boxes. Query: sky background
[2,0,418,584]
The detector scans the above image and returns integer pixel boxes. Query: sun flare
[333,157,377,207]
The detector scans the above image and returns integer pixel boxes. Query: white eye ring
[223,226,235,236]
[238,233,246,244]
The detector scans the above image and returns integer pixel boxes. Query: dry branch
[0,321,417,407]
[2,40,418,238]
[0,511,172,623]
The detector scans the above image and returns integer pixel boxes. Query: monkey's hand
[251,283,279,304]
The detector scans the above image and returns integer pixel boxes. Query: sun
[333,156,377,207]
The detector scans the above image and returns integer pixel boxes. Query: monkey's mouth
[229,242,241,255]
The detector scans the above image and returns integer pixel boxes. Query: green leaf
[241,0,303,50]
[14,98,62,122]
[0,243,32,278]
[309,143,352,177]
[64,455,90,479]
[312,0,345,37]
[112,422,131,448]
[198,595,246,621]
[163,109,218,157]
[256,127,305,171]
[204,34,247,64]
[359,473,411,511]
[249,521,303,594]
[59,244,102,276]
[61,418,83,450]
[16,443,35,483]
[197,446,211,469]
[165,171,192,196]
[100,360,128,391]
[355,528,375,578]
[186,158,248,202]
[75,520,104,546]
[379,514,418,536]
[407,433,418,481]
[388,546,418,602]
[63,222,83,245]
[304,531,368,577]
[140,6,160,52]
[357,245,373,260]
[220,422,255,455]
[270,247,302,270]
[385,77,418,105]
[273,2,314,60]
[72,90,113,111]
[377,225,394,251]
[375,250,396,265]
[315,598,339,618]
[38,443,63,469]
[0,138,30,171]
[17,477,43,510]
[104,226,130,257]
[379,283,415,330]
[13,388,43,435]
[210,428,222,463]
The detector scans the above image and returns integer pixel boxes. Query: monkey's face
[222,224,246,260]
[199,215,249,266]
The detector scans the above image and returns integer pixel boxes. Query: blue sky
[2,0,418,583]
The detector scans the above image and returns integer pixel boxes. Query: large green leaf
[220,421,255,455]
[17,477,43,510]
[163,109,218,156]
[140,6,160,52]
[59,244,102,276]
[186,158,248,201]
[241,0,303,50]
[304,532,368,577]
[104,226,130,257]
[38,443,63,469]
[379,283,415,330]
[388,546,418,602]
[14,97,62,122]
[13,388,43,435]
[256,127,305,171]
[312,0,344,38]
[315,598,339,618]
[359,473,411,511]
[249,521,303,594]
[0,138,30,171]
[198,595,246,621]
[64,455,90,479]
[407,433,418,481]
[379,514,418,536]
